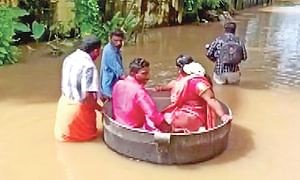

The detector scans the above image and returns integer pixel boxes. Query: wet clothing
[55,96,98,141]
[213,71,241,84]
[99,43,124,98]
[112,76,164,130]
[55,49,99,141]
[207,33,247,75]
[163,75,216,131]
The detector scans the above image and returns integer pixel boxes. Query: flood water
[1,2,300,180]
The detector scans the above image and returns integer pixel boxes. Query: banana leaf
[31,21,45,40]
[13,22,31,32]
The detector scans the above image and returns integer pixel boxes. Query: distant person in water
[112,57,171,132]
[156,55,232,132]
[206,22,247,85]
[99,29,126,101]
[55,35,102,142]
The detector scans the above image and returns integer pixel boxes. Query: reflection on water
[243,5,300,88]
[1,3,300,180]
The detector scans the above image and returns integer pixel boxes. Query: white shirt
[61,49,99,102]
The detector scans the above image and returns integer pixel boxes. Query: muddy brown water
[1,4,300,180]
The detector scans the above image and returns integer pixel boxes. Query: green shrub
[73,0,102,36]
[0,6,30,65]
[0,6,45,66]
[185,0,230,13]
[73,0,139,45]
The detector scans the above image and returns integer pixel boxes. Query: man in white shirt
[55,35,102,142]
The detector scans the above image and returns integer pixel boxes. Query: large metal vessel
[103,90,232,164]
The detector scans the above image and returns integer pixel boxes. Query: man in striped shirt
[206,22,247,85]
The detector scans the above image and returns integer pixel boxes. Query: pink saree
[162,75,216,132]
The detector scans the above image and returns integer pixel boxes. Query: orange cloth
[55,95,98,141]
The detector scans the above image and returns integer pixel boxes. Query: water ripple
[242,6,300,88]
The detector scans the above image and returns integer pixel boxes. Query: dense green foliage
[73,0,101,36]
[73,0,138,44]
[185,0,229,13]
[0,6,45,66]
[0,6,29,65]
